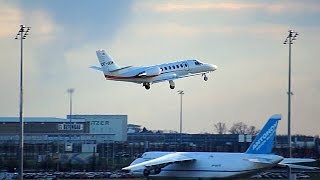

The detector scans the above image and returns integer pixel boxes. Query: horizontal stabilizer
[90,66,103,72]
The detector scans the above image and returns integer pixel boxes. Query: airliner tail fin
[96,49,120,73]
[245,114,281,154]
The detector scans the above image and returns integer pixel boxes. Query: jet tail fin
[96,49,120,74]
[245,114,281,154]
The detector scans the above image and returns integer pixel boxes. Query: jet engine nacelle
[152,73,177,82]
[139,67,161,77]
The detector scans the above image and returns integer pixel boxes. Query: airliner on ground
[122,114,317,179]
[91,49,218,89]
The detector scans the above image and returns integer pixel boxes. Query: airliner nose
[210,64,218,71]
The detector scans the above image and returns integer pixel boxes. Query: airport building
[0,115,127,143]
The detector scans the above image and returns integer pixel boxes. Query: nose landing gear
[202,73,208,81]
[143,82,151,90]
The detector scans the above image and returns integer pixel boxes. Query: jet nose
[210,64,218,71]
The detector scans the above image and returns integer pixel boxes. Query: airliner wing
[280,158,316,164]
[176,72,203,79]
[152,72,204,84]
[277,158,318,170]
[122,153,195,172]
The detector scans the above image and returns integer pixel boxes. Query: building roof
[0,117,85,123]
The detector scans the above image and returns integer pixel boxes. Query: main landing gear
[143,82,151,90]
[143,167,162,177]
[143,81,175,90]
[169,80,175,89]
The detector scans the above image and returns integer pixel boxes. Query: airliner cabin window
[176,65,179,68]
[172,66,175,69]
[164,67,167,70]
[180,64,183,68]
[184,64,188,67]
[160,68,163,71]
[169,66,171,70]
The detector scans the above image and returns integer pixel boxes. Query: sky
[0,0,319,135]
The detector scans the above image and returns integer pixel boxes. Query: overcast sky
[0,0,319,135]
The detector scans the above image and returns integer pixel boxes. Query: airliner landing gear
[203,73,208,81]
[143,82,151,90]
[154,168,161,174]
[143,169,150,176]
[169,80,175,89]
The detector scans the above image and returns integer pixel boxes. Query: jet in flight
[92,49,218,89]
[122,114,317,179]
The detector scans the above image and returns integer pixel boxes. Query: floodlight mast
[177,90,184,146]
[15,24,31,180]
[283,30,299,158]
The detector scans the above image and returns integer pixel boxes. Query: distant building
[0,115,127,143]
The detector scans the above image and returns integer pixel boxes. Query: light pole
[283,30,299,158]
[67,88,74,126]
[15,24,31,180]
[177,90,184,146]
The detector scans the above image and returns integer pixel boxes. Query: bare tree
[229,122,259,135]
[246,125,260,136]
[214,122,227,134]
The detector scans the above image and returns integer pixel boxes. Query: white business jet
[122,114,317,179]
[91,49,218,89]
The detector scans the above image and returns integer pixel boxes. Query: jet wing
[176,72,203,79]
[277,158,318,170]
[280,158,316,164]
[122,152,195,172]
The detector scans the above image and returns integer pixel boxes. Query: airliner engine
[152,73,177,82]
[138,67,161,77]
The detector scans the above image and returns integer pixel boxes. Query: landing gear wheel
[169,80,175,89]
[143,83,151,90]
[204,76,208,81]
[143,169,150,176]
[154,168,161,174]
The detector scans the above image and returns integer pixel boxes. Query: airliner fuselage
[129,152,283,178]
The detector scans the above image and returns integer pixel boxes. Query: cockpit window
[194,60,203,66]
[136,153,143,158]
